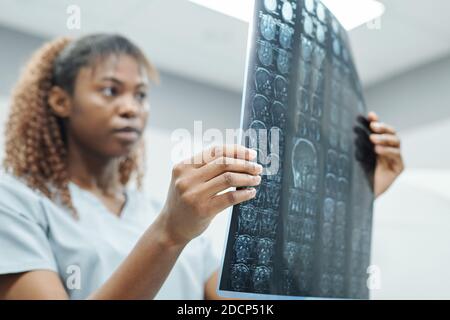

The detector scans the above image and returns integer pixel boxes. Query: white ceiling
[0,0,449,92]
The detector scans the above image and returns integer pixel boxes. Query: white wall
[369,118,450,299]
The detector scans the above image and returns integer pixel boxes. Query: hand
[159,145,262,246]
[368,112,405,198]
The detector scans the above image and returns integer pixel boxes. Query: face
[61,54,150,158]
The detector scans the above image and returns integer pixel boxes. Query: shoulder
[0,171,47,222]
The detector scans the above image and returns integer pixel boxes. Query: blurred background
[0,0,449,299]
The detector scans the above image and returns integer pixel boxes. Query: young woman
[0,34,404,300]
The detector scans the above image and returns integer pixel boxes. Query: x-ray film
[219,0,376,299]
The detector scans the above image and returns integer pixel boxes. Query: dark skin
[49,54,150,215]
[0,54,404,300]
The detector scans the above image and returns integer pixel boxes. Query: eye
[101,86,118,97]
[135,91,147,102]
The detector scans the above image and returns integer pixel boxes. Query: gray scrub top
[0,172,220,299]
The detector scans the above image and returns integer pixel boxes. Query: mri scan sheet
[219,0,376,299]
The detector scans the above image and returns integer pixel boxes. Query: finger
[370,134,401,148]
[187,145,257,168]
[368,111,379,122]
[374,145,402,159]
[197,157,263,181]
[209,188,257,214]
[201,172,262,197]
[370,121,396,134]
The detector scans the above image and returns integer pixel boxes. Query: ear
[48,86,72,118]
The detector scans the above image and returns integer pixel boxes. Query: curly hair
[3,35,158,218]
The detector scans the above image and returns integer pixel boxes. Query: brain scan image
[248,120,267,149]
[264,0,278,12]
[277,49,291,74]
[305,0,315,13]
[320,274,332,296]
[340,132,351,153]
[271,101,287,129]
[221,0,374,300]
[238,206,259,235]
[311,95,323,119]
[281,1,294,22]
[316,2,326,22]
[316,23,326,44]
[292,139,318,191]
[336,201,346,225]
[323,197,335,223]
[329,127,339,148]
[300,217,316,243]
[297,87,310,114]
[252,94,271,123]
[255,67,273,96]
[231,263,250,291]
[335,225,346,251]
[303,14,314,37]
[309,119,321,142]
[312,69,324,94]
[279,24,294,49]
[269,127,284,155]
[274,75,289,102]
[299,243,314,271]
[337,156,349,176]
[325,173,338,197]
[301,35,313,61]
[256,238,275,265]
[330,103,339,125]
[260,209,278,237]
[299,59,312,88]
[313,46,326,70]
[287,214,302,241]
[253,266,272,292]
[234,235,254,263]
[321,222,333,248]
[295,113,308,138]
[258,41,273,66]
[326,149,338,174]
[260,14,277,41]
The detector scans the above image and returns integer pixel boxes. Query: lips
[112,126,142,142]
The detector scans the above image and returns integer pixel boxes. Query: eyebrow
[100,76,149,88]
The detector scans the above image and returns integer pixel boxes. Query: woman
[0,34,403,300]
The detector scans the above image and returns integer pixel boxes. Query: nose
[118,96,140,119]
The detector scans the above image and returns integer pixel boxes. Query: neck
[66,136,122,196]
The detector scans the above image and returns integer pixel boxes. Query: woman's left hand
[368,112,405,198]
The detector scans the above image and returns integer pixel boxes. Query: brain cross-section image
[219,0,375,299]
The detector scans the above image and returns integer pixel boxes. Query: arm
[0,222,183,300]
[0,145,262,300]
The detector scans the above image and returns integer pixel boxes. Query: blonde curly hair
[3,35,158,218]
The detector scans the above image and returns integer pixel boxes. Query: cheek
[68,102,113,147]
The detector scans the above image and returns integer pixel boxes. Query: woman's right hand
[159,145,262,247]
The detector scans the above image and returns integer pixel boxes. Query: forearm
[89,213,187,300]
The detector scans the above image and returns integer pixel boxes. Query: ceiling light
[188,0,385,30]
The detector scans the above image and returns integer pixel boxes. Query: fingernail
[248,188,256,197]
[371,122,381,130]
[255,175,262,184]
[370,134,380,142]
[249,149,257,159]
[255,164,263,174]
